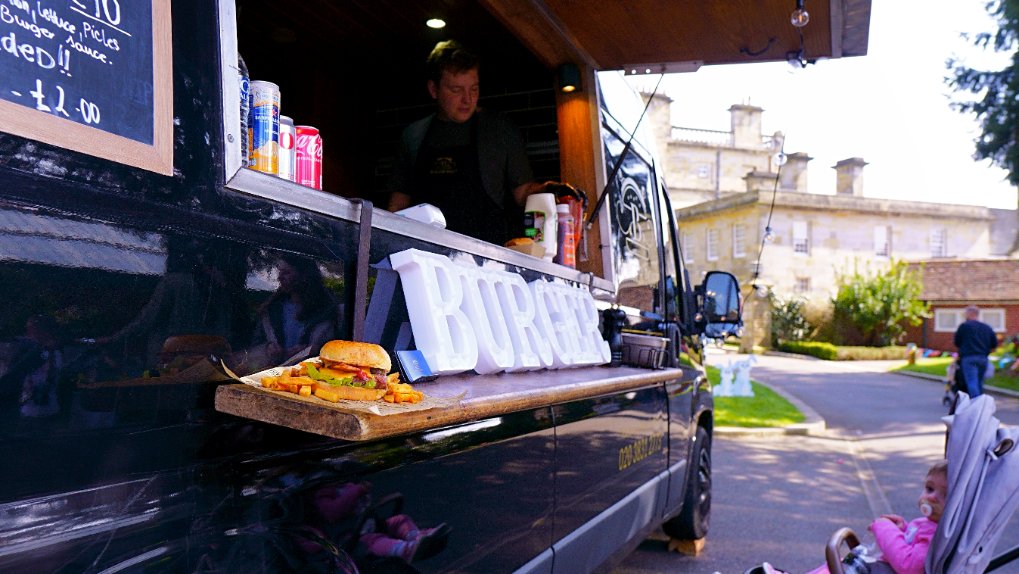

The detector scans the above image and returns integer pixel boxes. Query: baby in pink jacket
[759,460,948,574]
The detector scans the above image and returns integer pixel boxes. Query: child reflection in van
[297,481,451,565]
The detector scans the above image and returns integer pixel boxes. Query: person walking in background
[953,305,998,397]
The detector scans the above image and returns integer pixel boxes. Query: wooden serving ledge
[215,366,683,441]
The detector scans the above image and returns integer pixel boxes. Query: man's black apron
[413,118,509,244]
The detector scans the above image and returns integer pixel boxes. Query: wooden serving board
[215,365,684,441]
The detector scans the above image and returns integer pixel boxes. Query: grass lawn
[988,374,1019,392]
[708,365,806,428]
[893,357,953,377]
[892,357,1019,393]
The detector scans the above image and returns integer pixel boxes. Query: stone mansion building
[643,95,1019,349]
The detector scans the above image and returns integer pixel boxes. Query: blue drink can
[248,80,280,174]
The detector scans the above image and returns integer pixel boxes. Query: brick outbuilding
[905,259,1019,351]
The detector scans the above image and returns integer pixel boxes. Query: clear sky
[647,0,1016,209]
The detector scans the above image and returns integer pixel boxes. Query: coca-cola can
[278,115,296,181]
[295,125,322,190]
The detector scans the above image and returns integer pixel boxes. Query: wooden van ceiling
[237,0,870,71]
[481,0,872,70]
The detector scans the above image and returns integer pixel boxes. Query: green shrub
[835,345,909,360]
[778,341,838,360]
[770,295,811,346]
[831,260,929,346]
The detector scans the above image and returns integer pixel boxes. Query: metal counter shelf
[214,365,683,441]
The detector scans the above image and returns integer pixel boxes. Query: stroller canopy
[926,394,1019,574]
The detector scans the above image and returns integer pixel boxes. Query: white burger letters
[389,248,609,374]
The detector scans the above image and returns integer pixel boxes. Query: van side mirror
[696,271,743,338]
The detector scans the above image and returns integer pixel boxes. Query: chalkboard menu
[0,0,172,175]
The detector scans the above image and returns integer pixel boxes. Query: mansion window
[706,228,719,261]
[682,231,694,263]
[794,277,811,294]
[930,228,947,258]
[792,221,809,254]
[874,226,891,258]
[732,224,746,258]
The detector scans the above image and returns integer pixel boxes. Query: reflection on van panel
[0,208,165,274]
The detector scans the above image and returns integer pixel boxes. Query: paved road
[614,352,1019,574]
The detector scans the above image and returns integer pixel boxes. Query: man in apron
[387,40,545,245]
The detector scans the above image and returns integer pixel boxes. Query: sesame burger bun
[318,340,391,372]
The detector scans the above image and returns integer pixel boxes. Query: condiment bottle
[554,204,576,267]
[523,192,558,261]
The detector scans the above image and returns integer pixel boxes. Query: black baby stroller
[942,357,967,410]
[822,393,1019,574]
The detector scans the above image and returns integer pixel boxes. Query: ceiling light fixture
[790,0,809,28]
[426,18,446,29]
[557,63,581,93]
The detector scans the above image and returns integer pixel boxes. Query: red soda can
[295,125,322,190]
[278,115,296,181]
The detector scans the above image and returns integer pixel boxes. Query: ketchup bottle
[554,204,576,267]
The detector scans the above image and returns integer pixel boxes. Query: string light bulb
[790,0,809,28]
[764,226,775,242]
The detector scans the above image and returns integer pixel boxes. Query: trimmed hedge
[836,346,909,361]
[777,342,910,361]
[778,341,838,360]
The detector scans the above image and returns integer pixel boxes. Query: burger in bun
[294,340,392,401]
[159,334,231,374]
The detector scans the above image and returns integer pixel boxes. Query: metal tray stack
[621,332,669,369]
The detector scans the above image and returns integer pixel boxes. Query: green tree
[946,0,1019,184]
[770,294,811,346]
[831,260,930,347]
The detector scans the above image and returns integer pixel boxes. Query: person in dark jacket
[386,40,548,245]
[953,305,999,397]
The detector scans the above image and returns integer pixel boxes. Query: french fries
[260,369,425,405]
[260,372,315,395]
[383,382,424,404]
[314,387,341,403]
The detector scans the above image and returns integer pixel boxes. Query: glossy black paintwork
[0,2,713,572]
[552,386,667,542]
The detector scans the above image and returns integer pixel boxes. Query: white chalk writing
[0,0,148,141]
[1,4,54,39]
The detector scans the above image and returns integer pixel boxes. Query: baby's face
[919,471,948,522]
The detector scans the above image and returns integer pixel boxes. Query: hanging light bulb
[790,0,810,28]
[763,227,774,242]
[773,152,788,167]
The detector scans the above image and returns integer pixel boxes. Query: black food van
[0,1,870,572]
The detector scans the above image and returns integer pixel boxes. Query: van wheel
[663,426,711,540]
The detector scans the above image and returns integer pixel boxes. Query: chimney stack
[642,91,673,157]
[779,152,812,192]
[730,104,764,147]
[833,157,868,197]
[744,170,777,193]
